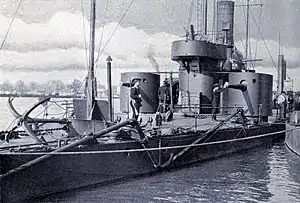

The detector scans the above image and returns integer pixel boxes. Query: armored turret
[171,0,273,120]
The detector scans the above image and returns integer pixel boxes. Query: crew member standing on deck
[288,95,294,112]
[158,79,170,113]
[212,82,229,121]
[277,91,286,120]
[130,78,142,120]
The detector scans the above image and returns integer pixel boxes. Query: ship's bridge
[171,40,227,61]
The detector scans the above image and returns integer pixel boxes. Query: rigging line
[254,4,263,67]
[99,0,135,55]
[75,76,87,95]
[249,9,278,72]
[95,0,110,66]
[0,0,23,50]
[241,4,249,60]
[80,0,89,69]
[2,129,291,155]
[5,118,17,132]
[234,24,246,54]
[249,38,253,69]
[187,0,194,29]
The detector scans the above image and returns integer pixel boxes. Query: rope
[249,8,278,72]
[0,127,66,137]
[254,4,263,66]
[234,23,246,51]
[95,0,110,66]
[1,129,291,155]
[187,0,194,30]
[46,112,65,116]
[241,4,248,57]
[4,118,18,132]
[81,0,135,93]
[52,101,67,111]
[33,101,54,119]
[99,0,136,55]
[78,0,89,95]
[80,0,89,70]
[0,0,23,50]
[75,76,87,95]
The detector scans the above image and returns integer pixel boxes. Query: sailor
[273,92,279,115]
[212,82,229,121]
[288,95,294,112]
[130,78,142,120]
[158,79,170,113]
[277,91,286,120]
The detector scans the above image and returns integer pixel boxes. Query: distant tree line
[0,79,120,96]
[0,79,102,95]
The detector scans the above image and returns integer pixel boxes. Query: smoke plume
[146,45,160,72]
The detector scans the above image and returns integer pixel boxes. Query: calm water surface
[1,98,300,203]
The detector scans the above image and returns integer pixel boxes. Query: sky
[0,0,300,89]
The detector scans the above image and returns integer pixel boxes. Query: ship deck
[0,112,279,149]
[116,112,254,135]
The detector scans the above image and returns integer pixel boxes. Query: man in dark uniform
[130,78,142,120]
[158,79,170,113]
[212,82,229,121]
[288,95,294,113]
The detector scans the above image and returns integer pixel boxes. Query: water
[0,97,120,130]
[1,98,300,203]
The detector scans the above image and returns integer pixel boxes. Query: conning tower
[171,0,273,121]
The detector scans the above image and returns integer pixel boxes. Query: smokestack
[216,1,235,45]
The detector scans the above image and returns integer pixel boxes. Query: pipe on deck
[0,119,145,181]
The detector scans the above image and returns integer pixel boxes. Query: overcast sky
[0,0,300,89]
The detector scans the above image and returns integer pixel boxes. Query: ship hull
[285,124,300,156]
[0,123,285,203]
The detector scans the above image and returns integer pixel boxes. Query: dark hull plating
[285,124,300,156]
[0,124,285,203]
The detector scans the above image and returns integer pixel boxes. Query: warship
[285,92,300,156]
[0,0,287,202]
[286,124,300,156]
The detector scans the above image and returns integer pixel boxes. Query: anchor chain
[0,127,68,141]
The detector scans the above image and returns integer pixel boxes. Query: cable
[5,118,17,132]
[249,9,277,71]
[187,0,194,29]
[0,0,23,50]
[80,0,89,69]
[254,4,263,67]
[76,76,87,95]
[0,129,291,155]
[95,0,110,66]
[234,23,246,52]
[99,0,136,55]
[78,0,90,94]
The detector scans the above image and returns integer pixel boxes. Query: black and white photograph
[0,0,300,202]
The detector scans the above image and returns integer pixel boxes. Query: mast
[204,0,208,35]
[106,56,113,121]
[278,31,281,55]
[213,0,216,42]
[196,0,208,36]
[245,0,250,69]
[86,0,98,120]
